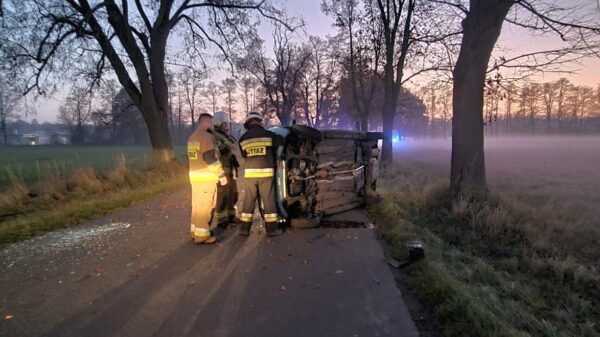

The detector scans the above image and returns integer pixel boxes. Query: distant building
[21,130,70,145]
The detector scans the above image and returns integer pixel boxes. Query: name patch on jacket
[188,142,199,160]
[246,146,266,156]
[241,137,272,157]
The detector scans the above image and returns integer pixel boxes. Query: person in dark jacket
[238,111,283,237]
[212,111,240,238]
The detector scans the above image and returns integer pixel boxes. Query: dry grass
[371,137,600,337]
[0,155,188,246]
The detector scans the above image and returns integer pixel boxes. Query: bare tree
[58,85,93,144]
[299,36,340,128]
[542,81,558,132]
[179,67,205,129]
[0,77,24,144]
[555,78,569,132]
[238,25,312,125]
[504,82,516,134]
[372,0,417,163]
[322,0,383,131]
[89,78,120,140]
[239,76,257,113]
[2,0,290,163]
[221,77,237,125]
[449,0,600,195]
[203,81,219,115]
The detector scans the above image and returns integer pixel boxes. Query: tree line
[420,78,600,137]
[2,0,600,196]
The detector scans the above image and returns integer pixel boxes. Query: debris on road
[386,257,402,269]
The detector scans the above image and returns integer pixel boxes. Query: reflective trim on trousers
[244,168,274,178]
[264,213,280,223]
[193,227,211,237]
[240,212,253,222]
[189,170,218,182]
[207,161,223,172]
[215,211,228,220]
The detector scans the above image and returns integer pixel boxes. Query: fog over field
[395,136,600,266]
[396,136,600,198]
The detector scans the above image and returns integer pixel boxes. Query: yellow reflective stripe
[193,227,210,237]
[189,170,218,182]
[215,211,228,219]
[207,161,223,173]
[244,168,274,178]
[240,137,271,147]
[264,213,280,222]
[240,213,253,222]
[242,141,272,151]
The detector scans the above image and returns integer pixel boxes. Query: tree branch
[134,0,152,31]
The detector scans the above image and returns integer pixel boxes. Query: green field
[0,145,187,187]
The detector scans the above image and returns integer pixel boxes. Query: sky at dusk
[29,0,600,123]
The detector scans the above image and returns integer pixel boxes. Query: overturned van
[270,125,383,228]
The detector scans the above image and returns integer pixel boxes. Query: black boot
[239,223,250,237]
[266,223,283,237]
[211,226,226,241]
[267,228,283,237]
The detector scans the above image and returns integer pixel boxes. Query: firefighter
[188,113,228,244]
[212,111,240,238]
[238,111,283,237]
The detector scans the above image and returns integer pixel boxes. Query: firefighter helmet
[245,111,263,124]
[214,111,229,124]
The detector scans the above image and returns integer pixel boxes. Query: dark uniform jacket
[238,124,283,178]
[213,128,239,175]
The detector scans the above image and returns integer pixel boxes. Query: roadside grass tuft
[0,159,187,247]
[370,163,600,337]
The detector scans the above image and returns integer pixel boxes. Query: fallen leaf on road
[5,315,14,320]
[280,286,286,291]
[335,270,344,274]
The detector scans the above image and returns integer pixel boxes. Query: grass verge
[369,164,599,337]
[0,157,187,247]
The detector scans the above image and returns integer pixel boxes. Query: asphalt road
[0,188,418,337]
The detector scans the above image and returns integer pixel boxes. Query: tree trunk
[381,109,394,165]
[278,110,290,127]
[147,29,175,163]
[451,0,514,195]
[380,43,396,163]
[1,119,7,145]
[359,116,368,131]
[141,95,175,163]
